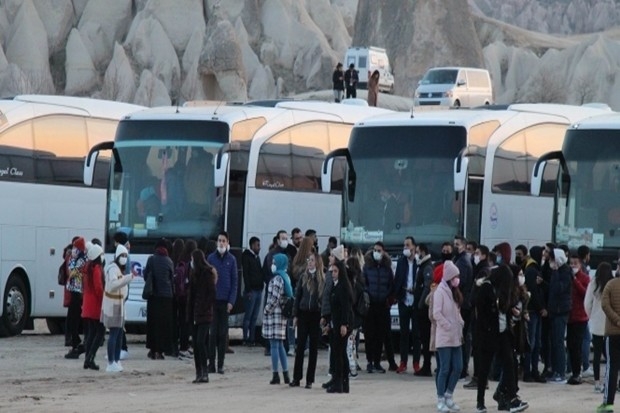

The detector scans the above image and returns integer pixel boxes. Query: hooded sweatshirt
[548,249,572,315]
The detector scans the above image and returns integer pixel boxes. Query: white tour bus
[531,112,620,267]
[83,101,391,329]
[321,104,611,331]
[0,95,144,337]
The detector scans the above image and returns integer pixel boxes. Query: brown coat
[602,277,620,336]
[367,74,379,107]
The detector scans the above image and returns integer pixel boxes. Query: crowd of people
[57,229,620,412]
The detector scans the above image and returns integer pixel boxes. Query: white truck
[344,46,395,93]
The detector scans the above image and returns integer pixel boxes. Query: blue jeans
[436,346,463,396]
[524,312,542,377]
[270,339,288,373]
[582,324,591,371]
[107,327,123,363]
[550,313,568,376]
[243,290,262,343]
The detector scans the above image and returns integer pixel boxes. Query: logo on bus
[490,203,498,229]
[131,261,143,277]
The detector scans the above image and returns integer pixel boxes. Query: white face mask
[217,246,227,254]
[403,248,412,258]
[118,256,127,266]
[308,268,316,274]
[190,261,194,269]
[271,264,277,273]
[518,275,525,286]
[279,240,288,249]
[474,255,481,265]
[373,251,382,261]
[414,253,420,262]
[571,267,579,275]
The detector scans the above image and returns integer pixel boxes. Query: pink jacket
[432,281,464,348]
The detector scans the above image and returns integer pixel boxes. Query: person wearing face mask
[433,261,465,413]
[539,242,555,378]
[394,236,421,374]
[515,245,528,270]
[242,237,263,347]
[186,249,217,384]
[522,246,546,383]
[64,236,87,359]
[362,242,394,373]
[493,242,512,266]
[143,238,175,361]
[453,235,474,380]
[206,231,238,374]
[290,252,325,389]
[566,254,590,385]
[102,244,135,372]
[441,242,454,262]
[547,248,572,384]
[413,243,434,377]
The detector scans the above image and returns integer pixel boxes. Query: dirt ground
[0,320,607,413]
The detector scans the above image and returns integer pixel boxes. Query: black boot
[270,372,280,385]
[343,377,349,394]
[88,356,100,371]
[193,369,202,383]
[198,373,209,383]
[282,371,290,384]
[322,378,334,389]
[83,353,90,369]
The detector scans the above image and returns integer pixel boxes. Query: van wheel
[484,101,490,106]
[454,100,461,108]
[389,84,394,94]
[0,274,29,337]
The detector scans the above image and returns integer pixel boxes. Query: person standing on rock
[332,63,345,103]
[344,63,358,99]
[367,70,380,107]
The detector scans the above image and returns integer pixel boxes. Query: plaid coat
[262,275,288,340]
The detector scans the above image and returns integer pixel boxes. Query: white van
[414,67,493,108]
[345,46,395,93]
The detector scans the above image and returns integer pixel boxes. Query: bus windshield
[107,120,228,252]
[342,125,466,251]
[556,129,620,252]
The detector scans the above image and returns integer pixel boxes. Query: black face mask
[441,253,453,261]
[515,257,523,266]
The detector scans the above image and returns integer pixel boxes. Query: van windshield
[421,69,458,85]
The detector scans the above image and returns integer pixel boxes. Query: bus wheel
[0,274,29,337]
[46,317,66,335]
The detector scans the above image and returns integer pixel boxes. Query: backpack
[355,289,370,317]
[174,261,189,298]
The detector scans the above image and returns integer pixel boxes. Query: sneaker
[413,361,421,373]
[396,362,407,374]
[567,375,582,385]
[178,350,192,359]
[444,395,461,412]
[437,397,449,413]
[476,405,487,413]
[594,383,604,393]
[596,404,614,412]
[349,372,358,380]
[366,363,375,374]
[549,374,566,384]
[106,362,122,373]
[115,361,124,371]
[64,349,80,359]
[120,350,129,360]
[374,363,386,374]
[509,399,528,413]
[388,362,398,372]
[582,367,594,378]
[463,377,478,389]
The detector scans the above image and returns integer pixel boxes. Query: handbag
[280,296,294,318]
[142,275,153,300]
[57,261,68,286]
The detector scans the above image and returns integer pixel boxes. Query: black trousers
[174,296,190,352]
[604,335,620,406]
[83,318,104,360]
[541,315,551,371]
[398,303,421,364]
[417,308,432,369]
[592,334,606,381]
[461,308,472,376]
[293,311,321,383]
[209,301,229,369]
[193,322,210,376]
[346,86,356,99]
[477,348,495,406]
[567,321,586,378]
[478,331,518,405]
[364,303,389,365]
[331,330,350,391]
[66,292,82,348]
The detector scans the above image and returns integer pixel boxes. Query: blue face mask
[496,255,502,264]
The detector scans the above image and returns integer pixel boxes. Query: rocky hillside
[470,0,620,34]
[1,0,620,109]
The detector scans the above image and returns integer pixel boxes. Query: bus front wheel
[0,274,29,337]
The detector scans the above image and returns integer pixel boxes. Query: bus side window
[0,120,36,182]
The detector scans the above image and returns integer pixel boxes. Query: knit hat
[442,260,460,281]
[73,237,86,252]
[87,244,104,261]
[331,244,345,262]
[553,248,568,267]
[115,244,128,259]
[433,263,444,284]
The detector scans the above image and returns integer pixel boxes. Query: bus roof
[275,100,392,123]
[6,95,144,119]
[507,103,612,123]
[568,112,620,130]
[122,104,288,124]
[353,109,516,129]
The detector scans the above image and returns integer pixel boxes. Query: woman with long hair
[102,244,134,372]
[585,262,614,392]
[263,253,293,385]
[186,249,217,383]
[171,238,185,267]
[81,243,105,370]
[290,252,325,389]
[326,260,353,393]
[346,256,365,378]
[367,69,380,107]
[292,237,317,284]
[432,260,464,412]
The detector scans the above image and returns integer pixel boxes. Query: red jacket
[81,262,104,320]
[569,269,590,323]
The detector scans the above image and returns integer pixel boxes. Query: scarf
[155,247,169,256]
[276,270,293,298]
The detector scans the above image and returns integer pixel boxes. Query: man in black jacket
[344,63,359,98]
[454,235,474,379]
[523,246,547,383]
[332,63,344,102]
[414,243,434,376]
[242,237,263,347]
[548,248,573,383]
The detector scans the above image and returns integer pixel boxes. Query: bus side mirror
[84,141,113,186]
[321,157,334,193]
[214,152,230,188]
[531,160,546,197]
[454,156,469,192]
